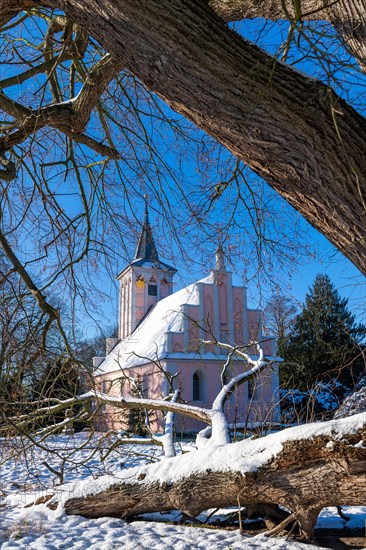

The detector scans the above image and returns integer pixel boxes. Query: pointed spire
[143,194,149,224]
[214,243,226,272]
[133,196,159,263]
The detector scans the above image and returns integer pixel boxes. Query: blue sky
[3,13,365,340]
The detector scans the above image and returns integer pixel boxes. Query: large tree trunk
[53,417,366,540]
[211,0,366,75]
[38,0,366,276]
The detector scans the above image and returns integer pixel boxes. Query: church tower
[116,202,176,340]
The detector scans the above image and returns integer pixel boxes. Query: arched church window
[193,371,204,401]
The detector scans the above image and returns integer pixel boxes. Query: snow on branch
[6,391,212,432]
[212,342,269,412]
[53,411,366,541]
[151,389,180,458]
[196,340,272,448]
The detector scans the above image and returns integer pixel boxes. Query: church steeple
[133,199,159,263]
[116,199,176,340]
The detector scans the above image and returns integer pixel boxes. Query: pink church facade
[93,206,280,434]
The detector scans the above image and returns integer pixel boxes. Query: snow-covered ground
[0,432,365,549]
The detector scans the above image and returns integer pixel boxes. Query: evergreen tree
[283,274,365,390]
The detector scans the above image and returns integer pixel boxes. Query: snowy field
[0,432,365,549]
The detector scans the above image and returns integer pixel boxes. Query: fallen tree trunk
[50,414,366,540]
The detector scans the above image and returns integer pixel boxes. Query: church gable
[93,206,279,432]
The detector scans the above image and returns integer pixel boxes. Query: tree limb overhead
[30,0,366,275]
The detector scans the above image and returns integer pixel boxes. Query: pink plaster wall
[160,280,170,299]
[233,288,244,346]
[202,285,215,353]
[203,285,214,326]
[96,355,279,434]
[95,364,165,432]
[187,304,199,350]
[166,358,278,433]
[171,333,184,352]
[218,281,228,324]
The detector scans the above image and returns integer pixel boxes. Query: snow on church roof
[95,275,214,375]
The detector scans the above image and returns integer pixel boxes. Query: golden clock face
[136,277,145,288]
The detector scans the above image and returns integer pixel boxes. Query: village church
[93,204,280,433]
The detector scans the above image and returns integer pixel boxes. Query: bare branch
[0,55,71,90]
[6,391,213,429]
[43,0,365,276]
[209,0,366,74]
[0,53,122,172]
[0,152,15,181]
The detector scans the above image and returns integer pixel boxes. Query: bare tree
[263,294,298,354]
[1,3,366,541]
[1,1,366,274]
[0,2,364,358]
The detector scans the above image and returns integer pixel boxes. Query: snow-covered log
[49,413,366,540]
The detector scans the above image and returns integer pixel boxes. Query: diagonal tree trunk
[37,0,366,275]
[211,0,366,75]
[1,1,366,273]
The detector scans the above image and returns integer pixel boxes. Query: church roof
[133,201,159,263]
[129,201,176,272]
[95,268,279,375]
[95,274,224,375]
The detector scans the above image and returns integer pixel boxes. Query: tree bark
[29,0,366,276]
[210,0,328,22]
[329,0,366,73]
[0,0,33,28]
[211,0,366,74]
[4,0,366,73]
[58,425,366,540]
[1,1,366,273]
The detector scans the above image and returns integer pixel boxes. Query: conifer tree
[283,274,365,390]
